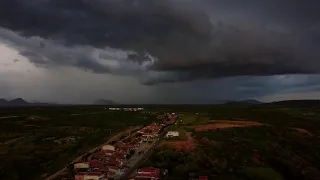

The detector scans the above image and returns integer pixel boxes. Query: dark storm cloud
[0,0,320,84]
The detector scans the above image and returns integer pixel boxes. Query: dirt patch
[168,132,195,151]
[193,120,263,131]
[291,128,313,136]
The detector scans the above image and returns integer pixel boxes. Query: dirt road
[0,116,20,119]
[45,126,141,180]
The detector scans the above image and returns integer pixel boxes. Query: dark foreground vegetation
[0,106,155,180]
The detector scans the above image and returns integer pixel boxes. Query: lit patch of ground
[291,127,313,136]
[168,132,194,151]
[191,120,264,131]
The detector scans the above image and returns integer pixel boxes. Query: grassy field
[0,106,156,180]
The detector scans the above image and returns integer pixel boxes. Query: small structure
[101,149,115,156]
[74,162,89,170]
[105,159,123,167]
[166,131,179,138]
[75,172,105,180]
[136,167,160,180]
[102,144,115,151]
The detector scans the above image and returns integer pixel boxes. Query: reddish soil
[169,133,195,151]
[193,120,263,131]
[292,128,313,136]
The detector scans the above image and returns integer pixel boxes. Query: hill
[9,98,29,106]
[239,99,263,104]
[269,100,320,108]
[0,98,30,107]
[0,99,8,106]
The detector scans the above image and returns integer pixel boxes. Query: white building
[102,144,115,151]
[166,131,179,138]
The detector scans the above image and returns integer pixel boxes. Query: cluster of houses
[108,107,144,111]
[162,113,179,125]
[73,124,163,180]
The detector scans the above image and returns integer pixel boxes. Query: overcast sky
[0,0,320,104]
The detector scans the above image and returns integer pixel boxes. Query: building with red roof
[115,141,126,149]
[136,167,160,180]
[104,159,122,167]
[89,159,103,169]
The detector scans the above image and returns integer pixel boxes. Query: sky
[0,0,320,104]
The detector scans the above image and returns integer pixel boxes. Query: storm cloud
[0,0,320,84]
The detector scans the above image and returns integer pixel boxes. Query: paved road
[45,126,141,180]
[120,127,169,180]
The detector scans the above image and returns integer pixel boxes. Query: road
[45,126,141,180]
[0,116,20,119]
[120,126,169,180]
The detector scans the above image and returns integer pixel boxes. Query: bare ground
[191,120,264,131]
[291,127,313,136]
[168,132,195,151]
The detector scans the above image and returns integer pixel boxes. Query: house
[89,159,103,169]
[166,131,179,138]
[114,151,127,159]
[136,167,160,180]
[75,172,105,180]
[102,149,115,156]
[105,159,122,167]
[126,144,138,150]
[74,162,90,170]
[102,144,115,151]
[115,141,126,150]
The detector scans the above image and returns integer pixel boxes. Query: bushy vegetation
[141,102,320,180]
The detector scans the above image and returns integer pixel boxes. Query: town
[70,112,179,180]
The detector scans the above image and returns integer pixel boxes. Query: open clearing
[190,120,264,131]
[168,132,194,151]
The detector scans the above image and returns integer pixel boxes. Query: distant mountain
[222,99,263,105]
[0,98,60,107]
[10,98,29,106]
[269,100,320,108]
[94,99,116,105]
[212,100,234,104]
[0,98,30,107]
[238,99,263,104]
[0,99,8,106]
